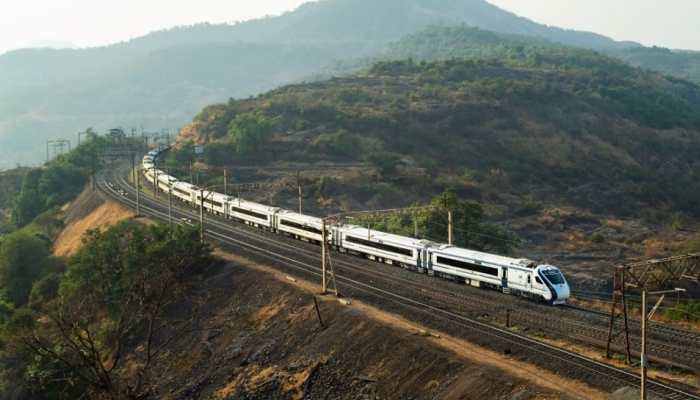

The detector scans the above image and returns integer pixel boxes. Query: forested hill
[181,52,700,218]
[0,0,644,169]
[3,0,699,169]
[343,25,700,85]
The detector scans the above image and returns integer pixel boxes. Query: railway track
[98,168,700,400]
[112,168,700,371]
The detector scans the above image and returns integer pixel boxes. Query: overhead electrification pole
[199,189,205,243]
[135,169,141,217]
[321,220,327,294]
[224,168,228,196]
[297,171,302,214]
[414,213,419,238]
[639,288,684,400]
[640,290,647,400]
[168,186,173,231]
[447,209,454,245]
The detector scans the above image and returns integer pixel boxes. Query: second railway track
[99,166,700,400]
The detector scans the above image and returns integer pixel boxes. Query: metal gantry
[605,252,699,399]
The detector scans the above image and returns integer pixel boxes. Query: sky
[487,0,700,50]
[1,0,699,55]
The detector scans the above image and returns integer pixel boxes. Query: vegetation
[185,52,700,219]
[11,133,107,227]
[3,0,698,169]
[0,221,212,399]
[664,301,700,323]
[352,190,518,254]
[0,231,62,306]
[610,46,700,85]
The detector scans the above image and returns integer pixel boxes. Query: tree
[366,152,403,179]
[14,222,211,399]
[228,112,278,155]
[353,190,518,254]
[0,231,55,306]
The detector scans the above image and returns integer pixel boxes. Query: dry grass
[53,200,133,256]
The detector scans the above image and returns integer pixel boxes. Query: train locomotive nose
[556,283,570,303]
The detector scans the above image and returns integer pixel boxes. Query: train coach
[139,149,571,304]
[274,211,324,243]
[229,198,278,230]
[333,225,428,270]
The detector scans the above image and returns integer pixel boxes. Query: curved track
[98,166,700,400]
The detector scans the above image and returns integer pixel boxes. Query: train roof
[230,198,278,213]
[157,173,177,183]
[432,245,536,269]
[341,225,430,249]
[210,191,234,203]
[173,181,197,191]
[277,211,322,226]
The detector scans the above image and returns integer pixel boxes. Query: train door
[502,267,509,289]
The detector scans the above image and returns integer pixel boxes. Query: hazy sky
[487,0,700,50]
[1,0,699,55]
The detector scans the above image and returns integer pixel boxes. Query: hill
[178,51,700,220]
[608,46,700,84]
[0,0,647,168]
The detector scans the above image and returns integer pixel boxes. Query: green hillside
[0,0,648,168]
[609,46,700,84]
[182,51,700,219]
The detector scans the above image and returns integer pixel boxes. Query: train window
[527,275,531,284]
[173,188,190,197]
[535,276,542,284]
[280,220,321,235]
[435,256,498,276]
[232,206,268,221]
[346,236,413,257]
[542,270,565,285]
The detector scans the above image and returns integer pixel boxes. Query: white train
[141,150,570,304]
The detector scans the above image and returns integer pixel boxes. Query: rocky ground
[136,256,596,400]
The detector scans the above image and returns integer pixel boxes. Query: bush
[590,233,606,244]
[664,301,700,323]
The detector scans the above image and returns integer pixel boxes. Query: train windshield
[542,269,565,285]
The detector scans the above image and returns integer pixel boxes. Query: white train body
[229,198,278,229]
[197,190,231,216]
[334,225,428,268]
[275,211,324,242]
[140,150,571,304]
[172,182,197,204]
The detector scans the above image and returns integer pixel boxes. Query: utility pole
[199,189,205,243]
[135,169,141,217]
[168,186,173,231]
[321,221,327,294]
[447,209,454,245]
[297,171,302,214]
[130,154,136,184]
[639,288,684,400]
[152,166,158,199]
[640,290,647,400]
[189,161,193,184]
[414,211,419,238]
[224,168,228,196]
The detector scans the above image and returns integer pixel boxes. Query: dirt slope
[53,187,133,257]
[141,251,603,400]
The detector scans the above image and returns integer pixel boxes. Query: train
[141,149,571,304]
